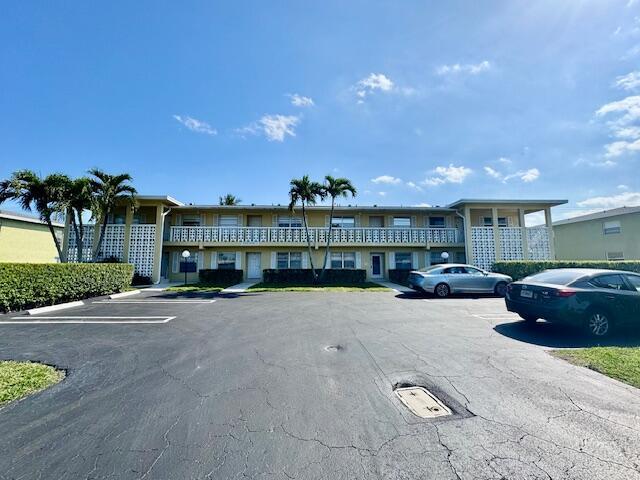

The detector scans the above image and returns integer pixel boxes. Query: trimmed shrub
[0,263,134,313]
[262,269,367,284]
[492,260,640,281]
[388,269,412,286]
[198,269,243,285]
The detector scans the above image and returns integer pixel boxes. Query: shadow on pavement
[395,292,503,300]
[494,320,640,348]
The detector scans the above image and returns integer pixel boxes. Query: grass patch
[552,347,640,389]
[248,282,391,292]
[0,361,64,407]
[166,283,230,293]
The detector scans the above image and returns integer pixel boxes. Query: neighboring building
[0,209,64,263]
[553,206,640,261]
[63,196,566,283]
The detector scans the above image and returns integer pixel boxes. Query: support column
[463,207,473,264]
[62,214,71,262]
[519,208,529,260]
[122,204,134,263]
[152,205,164,284]
[544,206,555,260]
[492,207,501,262]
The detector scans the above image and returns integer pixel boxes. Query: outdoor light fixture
[181,250,191,285]
[441,251,450,263]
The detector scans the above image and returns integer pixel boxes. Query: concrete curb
[109,290,141,299]
[27,301,85,316]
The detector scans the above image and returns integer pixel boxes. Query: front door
[371,253,384,278]
[247,253,262,279]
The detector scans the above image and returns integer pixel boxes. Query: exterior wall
[0,218,63,263]
[554,212,640,261]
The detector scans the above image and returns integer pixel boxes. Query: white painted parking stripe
[472,313,519,320]
[92,299,216,304]
[3,316,176,324]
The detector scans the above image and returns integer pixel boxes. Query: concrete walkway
[373,280,414,294]
[220,281,260,293]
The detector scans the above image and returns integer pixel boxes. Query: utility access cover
[394,386,452,419]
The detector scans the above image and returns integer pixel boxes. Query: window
[395,252,412,270]
[278,216,302,228]
[393,217,411,228]
[590,274,629,291]
[217,252,236,270]
[132,213,147,224]
[182,214,200,226]
[277,252,302,269]
[108,213,126,224]
[483,217,508,227]
[603,220,621,235]
[219,215,239,227]
[430,251,446,265]
[443,266,466,274]
[247,215,262,227]
[331,216,355,228]
[607,251,624,261]
[369,216,384,228]
[625,275,640,292]
[464,266,485,276]
[331,252,356,269]
[173,251,199,273]
[526,270,587,285]
[429,216,446,228]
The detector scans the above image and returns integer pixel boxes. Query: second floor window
[331,216,355,228]
[182,214,200,226]
[219,215,239,227]
[278,216,303,228]
[603,221,621,235]
[277,252,302,269]
[393,217,411,228]
[483,217,508,227]
[429,216,446,228]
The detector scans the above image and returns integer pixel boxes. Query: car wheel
[519,314,537,324]
[494,282,508,297]
[435,283,450,298]
[586,309,613,337]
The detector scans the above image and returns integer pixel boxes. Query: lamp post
[181,250,191,285]
[441,251,450,264]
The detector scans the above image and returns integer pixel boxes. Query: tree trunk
[319,197,335,282]
[45,217,64,263]
[71,215,82,263]
[301,203,317,282]
[93,214,108,262]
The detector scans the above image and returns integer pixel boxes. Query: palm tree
[0,170,68,261]
[288,175,325,282]
[59,176,93,262]
[319,176,357,281]
[219,194,241,205]
[89,169,136,261]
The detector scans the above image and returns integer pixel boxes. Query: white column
[492,207,501,262]
[519,208,529,260]
[545,206,555,260]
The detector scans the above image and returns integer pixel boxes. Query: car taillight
[554,289,576,297]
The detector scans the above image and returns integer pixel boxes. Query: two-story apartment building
[554,206,640,261]
[62,196,566,283]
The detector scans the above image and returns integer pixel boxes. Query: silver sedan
[407,263,512,298]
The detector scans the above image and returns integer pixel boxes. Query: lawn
[0,361,64,407]
[552,347,640,389]
[247,282,391,292]
[166,283,229,293]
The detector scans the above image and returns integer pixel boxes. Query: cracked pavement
[0,290,639,479]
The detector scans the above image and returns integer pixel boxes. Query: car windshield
[524,270,586,285]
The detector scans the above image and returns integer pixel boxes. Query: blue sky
[1,0,640,220]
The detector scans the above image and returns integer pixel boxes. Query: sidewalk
[220,281,260,293]
[373,280,415,294]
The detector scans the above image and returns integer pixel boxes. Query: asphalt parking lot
[1,290,639,479]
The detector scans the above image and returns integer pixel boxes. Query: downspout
[154,207,173,284]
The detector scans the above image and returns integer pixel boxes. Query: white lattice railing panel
[527,227,552,260]
[471,227,496,271]
[129,224,156,277]
[499,227,524,261]
[67,225,95,262]
[96,224,125,261]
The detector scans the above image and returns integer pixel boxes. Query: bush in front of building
[198,269,244,285]
[0,263,134,313]
[262,269,367,284]
[492,260,640,281]
[388,269,413,286]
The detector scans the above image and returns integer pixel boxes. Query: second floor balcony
[166,226,463,246]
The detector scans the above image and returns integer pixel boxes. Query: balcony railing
[168,226,461,245]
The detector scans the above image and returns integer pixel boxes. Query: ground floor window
[172,250,200,273]
[218,252,236,269]
[394,252,412,270]
[331,252,356,269]
[429,251,447,265]
[277,252,302,269]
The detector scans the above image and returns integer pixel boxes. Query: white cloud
[423,164,472,186]
[519,168,540,182]
[595,95,640,157]
[497,157,512,165]
[352,73,415,102]
[577,191,640,209]
[436,60,491,76]
[604,139,640,157]
[618,184,630,190]
[483,165,540,183]
[484,166,502,179]
[173,115,217,136]
[413,202,432,207]
[614,71,640,91]
[236,114,300,142]
[406,181,423,192]
[377,191,387,197]
[288,94,314,107]
[371,175,402,185]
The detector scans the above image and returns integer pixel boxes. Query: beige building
[553,206,640,261]
[0,209,64,263]
[63,196,566,283]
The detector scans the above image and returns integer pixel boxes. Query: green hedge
[262,269,366,284]
[0,263,134,313]
[492,261,640,281]
[198,269,244,285]
[388,269,413,286]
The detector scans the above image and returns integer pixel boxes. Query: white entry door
[247,253,262,279]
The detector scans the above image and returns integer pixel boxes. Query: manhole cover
[324,345,343,352]
[394,386,452,419]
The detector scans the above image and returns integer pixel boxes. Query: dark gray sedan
[408,263,512,297]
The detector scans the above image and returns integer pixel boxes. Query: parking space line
[92,299,216,304]
[3,316,176,324]
[472,313,519,319]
